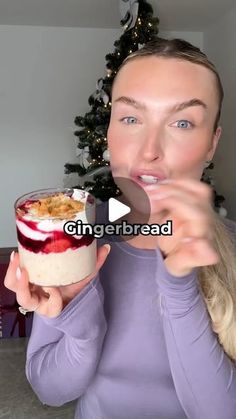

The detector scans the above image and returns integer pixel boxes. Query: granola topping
[27,193,85,220]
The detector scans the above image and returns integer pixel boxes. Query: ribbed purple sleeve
[156,249,236,419]
[25,274,107,406]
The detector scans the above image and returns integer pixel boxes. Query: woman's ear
[206,126,222,161]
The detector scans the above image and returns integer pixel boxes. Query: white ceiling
[0,0,235,31]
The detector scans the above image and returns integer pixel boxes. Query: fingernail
[159,179,171,184]
[42,287,50,298]
[145,184,160,190]
[145,180,171,190]
[181,237,194,242]
[104,244,111,255]
[10,250,15,263]
[153,192,170,200]
[16,267,22,280]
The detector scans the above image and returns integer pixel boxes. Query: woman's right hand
[4,244,111,318]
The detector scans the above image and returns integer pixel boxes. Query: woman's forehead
[113,56,217,102]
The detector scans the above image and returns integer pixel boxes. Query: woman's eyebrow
[113,96,208,113]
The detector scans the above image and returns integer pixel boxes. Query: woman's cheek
[168,144,208,178]
[108,123,141,154]
[107,128,128,170]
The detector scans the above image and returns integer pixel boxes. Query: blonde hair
[199,212,236,361]
[112,38,236,361]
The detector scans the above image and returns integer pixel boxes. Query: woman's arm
[26,274,107,406]
[156,255,236,419]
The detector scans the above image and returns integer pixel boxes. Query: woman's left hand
[147,178,220,277]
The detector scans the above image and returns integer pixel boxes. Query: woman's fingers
[4,251,63,318]
[38,287,64,317]
[148,180,212,216]
[58,243,111,306]
[157,213,214,257]
[147,178,212,200]
[4,251,20,291]
[150,192,213,240]
[5,244,111,318]
[145,180,219,276]
[95,244,111,272]
[15,268,63,318]
[164,237,219,277]
[5,252,41,311]
[152,191,207,220]
[15,267,40,310]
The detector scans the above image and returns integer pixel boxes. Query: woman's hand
[147,178,220,277]
[4,244,110,318]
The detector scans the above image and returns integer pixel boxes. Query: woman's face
[107,57,222,189]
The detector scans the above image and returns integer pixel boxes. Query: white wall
[0,26,203,247]
[0,26,121,247]
[161,31,203,50]
[204,7,236,221]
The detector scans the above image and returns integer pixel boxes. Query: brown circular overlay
[91,176,151,243]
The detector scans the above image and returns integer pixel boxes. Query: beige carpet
[0,338,76,419]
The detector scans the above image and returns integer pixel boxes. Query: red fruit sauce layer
[16,194,94,254]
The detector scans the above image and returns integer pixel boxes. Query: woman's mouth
[137,175,159,184]
[131,176,164,189]
[131,171,167,188]
[130,169,167,187]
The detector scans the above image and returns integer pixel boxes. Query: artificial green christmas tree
[64,0,227,215]
[64,0,159,201]
[201,161,227,216]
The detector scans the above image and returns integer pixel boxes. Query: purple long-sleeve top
[25,213,236,419]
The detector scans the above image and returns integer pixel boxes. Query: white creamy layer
[18,240,96,286]
[16,189,95,241]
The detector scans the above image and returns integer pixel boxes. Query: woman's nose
[141,127,164,161]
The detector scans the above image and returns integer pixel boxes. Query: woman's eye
[173,120,194,129]
[120,116,138,124]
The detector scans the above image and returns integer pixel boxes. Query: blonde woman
[5,38,236,419]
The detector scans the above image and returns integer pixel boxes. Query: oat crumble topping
[28,193,84,219]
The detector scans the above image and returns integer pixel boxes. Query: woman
[5,38,236,419]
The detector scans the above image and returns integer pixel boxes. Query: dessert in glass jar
[14,188,96,286]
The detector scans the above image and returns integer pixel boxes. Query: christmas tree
[64,0,227,215]
[64,0,159,201]
[201,162,226,216]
